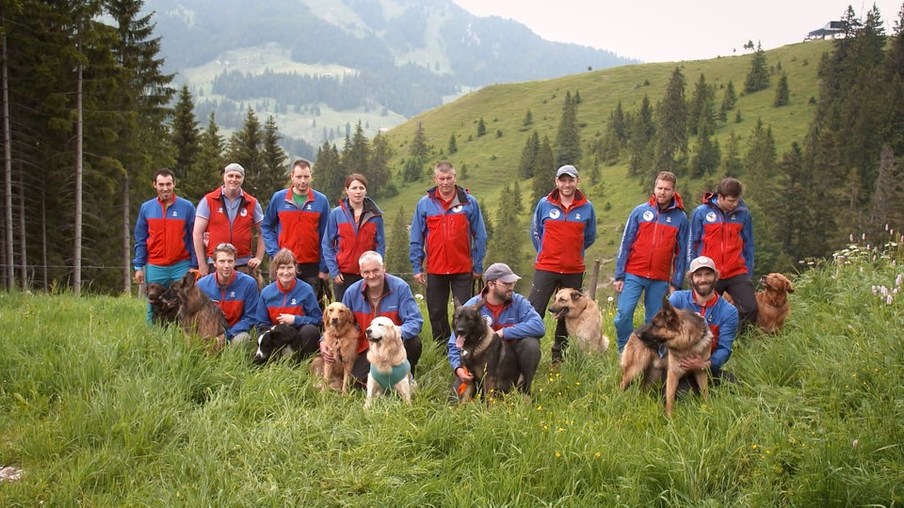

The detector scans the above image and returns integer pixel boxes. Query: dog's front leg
[664,367,680,418]
[364,375,378,409]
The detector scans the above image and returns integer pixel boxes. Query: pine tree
[773,73,790,107]
[720,131,744,177]
[687,74,715,136]
[518,131,540,179]
[719,80,737,121]
[744,41,770,93]
[342,121,370,182]
[531,135,556,205]
[226,108,264,196]
[194,112,226,196]
[259,115,289,202]
[654,67,688,175]
[315,142,344,205]
[523,109,533,126]
[627,95,655,177]
[743,119,777,205]
[368,132,394,198]
[555,91,582,166]
[385,206,413,286]
[476,117,487,137]
[403,122,428,182]
[487,183,526,285]
[447,132,458,155]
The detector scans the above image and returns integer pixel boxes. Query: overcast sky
[452,0,903,62]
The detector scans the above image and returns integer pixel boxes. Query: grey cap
[484,262,521,283]
[224,162,245,176]
[688,256,719,276]
[556,165,578,179]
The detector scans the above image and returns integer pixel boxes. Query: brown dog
[169,271,227,354]
[620,296,713,417]
[755,273,793,334]
[548,288,609,353]
[146,282,179,325]
[318,302,359,393]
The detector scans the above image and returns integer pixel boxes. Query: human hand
[413,273,426,285]
[247,257,261,269]
[679,355,710,371]
[333,274,344,285]
[455,366,474,383]
[319,341,334,363]
[318,271,330,281]
[134,269,145,284]
[277,314,295,325]
[613,280,624,293]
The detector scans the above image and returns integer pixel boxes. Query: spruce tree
[368,132,394,198]
[518,131,540,179]
[315,142,344,205]
[627,95,656,177]
[447,132,458,155]
[194,112,226,197]
[226,108,264,195]
[385,206,413,286]
[744,41,770,93]
[531,135,556,205]
[476,117,487,137]
[720,131,744,177]
[773,73,790,107]
[719,80,737,122]
[170,85,201,198]
[403,122,429,182]
[555,91,582,166]
[259,115,288,202]
[654,67,688,175]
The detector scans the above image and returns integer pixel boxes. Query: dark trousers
[426,273,474,345]
[527,269,584,362]
[332,273,362,303]
[296,323,323,358]
[716,274,758,331]
[351,336,423,387]
[451,336,541,397]
[297,262,331,309]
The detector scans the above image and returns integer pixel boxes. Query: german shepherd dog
[452,300,520,401]
[755,273,793,334]
[620,296,713,417]
[548,288,609,354]
[170,271,227,354]
[146,283,179,325]
[254,324,305,365]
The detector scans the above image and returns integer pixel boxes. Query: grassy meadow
[1,237,902,505]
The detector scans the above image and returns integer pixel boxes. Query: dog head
[147,283,179,323]
[548,288,585,319]
[760,273,794,295]
[170,270,200,305]
[453,300,490,350]
[324,302,355,330]
[365,316,399,344]
[254,324,301,364]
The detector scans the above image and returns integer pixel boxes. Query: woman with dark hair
[322,174,385,301]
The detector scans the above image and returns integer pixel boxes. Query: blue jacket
[447,290,545,371]
[409,185,487,275]
[342,274,424,354]
[668,290,738,371]
[615,194,688,287]
[688,194,754,280]
[322,197,385,277]
[197,271,261,340]
[262,187,330,271]
[530,189,596,273]
[256,278,323,329]
[133,195,197,269]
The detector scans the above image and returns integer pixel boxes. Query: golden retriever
[756,273,793,334]
[620,296,713,417]
[364,316,412,408]
[315,302,359,393]
[548,288,609,353]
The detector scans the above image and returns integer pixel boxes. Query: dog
[147,283,179,325]
[314,302,359,393]
[547,288,609,354]
[169,271,227,354]
[452,300,520,402]
[755,273,793,334]
[254,324,305,365]
[619,296,713,417]
[364,316,412,408]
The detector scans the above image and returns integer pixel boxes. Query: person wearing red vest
[193,163,265,280]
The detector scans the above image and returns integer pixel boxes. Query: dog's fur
[147,283,179,325]
[364,316,412,408]
[548,288,609,353]
[620,296,713,417]
[452,300,520,402]
[169,271,227,354]
[254,324,305,365]
[755,273,793,334]
[316,302,359,393]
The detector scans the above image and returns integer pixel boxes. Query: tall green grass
[1,242,902,505]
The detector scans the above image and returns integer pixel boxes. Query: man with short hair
[667,255,738,389]
[528,164,597,364]
[688,177,757,330]
[613,171,688,353]
[262,158,331,291]
[193,162,265,278]
[449,262,545,395]
[133,168,197,323]
[410,161,487,345]
[197,242,261,344]
[327,251,424,387]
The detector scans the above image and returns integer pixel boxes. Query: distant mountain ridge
[143,0,635,149]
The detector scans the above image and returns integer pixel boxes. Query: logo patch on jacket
[549,209,561,219]
[643,211,654,221]
[452,205,463,213]
[705,211,717,222]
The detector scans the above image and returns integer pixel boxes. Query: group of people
[134,158,755,395]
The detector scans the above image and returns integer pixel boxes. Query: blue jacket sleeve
[530,201,543,252]
[297,286,323,328]
[184,202,198,268]
[322,209,340,277]
[409,201,427,274]
[318,197,330,274]
[710,302,738,371]
[687,206,704,268]
[583,204,597,250]
[469,197,488,274]
[261,193,281,258]
[673,214,690,288]
[229,279,261,338]
[614,209,639,281]
[254,291,273,330]
[397,284,424,341]
[132,204,149,268]
[502,296,546,340]
[375,216,386,258]
[742,213,755,278]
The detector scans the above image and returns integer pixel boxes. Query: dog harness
[370,359,411,390]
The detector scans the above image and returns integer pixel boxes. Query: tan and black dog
[619,296,713,417]
[169,271,227,354]
[548,288,609,354]
[452,300,520,402]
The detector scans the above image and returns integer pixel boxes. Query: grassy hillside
[0,237,901,504]
[377,41,833,282]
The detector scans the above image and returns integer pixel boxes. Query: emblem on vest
[240,208,248,217]
[218,207,224,213]
[643,211,654,221]
[705,211,717,223]
[482,315,493,327]
[452,205,463,213]
[549,209,561,219]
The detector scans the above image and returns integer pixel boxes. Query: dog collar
[370,359,411,389]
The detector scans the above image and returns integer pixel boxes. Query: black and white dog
[254,324,305,365]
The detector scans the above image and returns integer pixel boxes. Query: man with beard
[448,262,545,396]
[196,242,261,344]
[332,251,423,387]
[667,256,738,390]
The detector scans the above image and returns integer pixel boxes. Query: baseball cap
[484,263,521,284]
[688,256,718,275]
[556,165,578,179]
[224,162,245,176]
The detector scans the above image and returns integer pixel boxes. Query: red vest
[203,188,258,259]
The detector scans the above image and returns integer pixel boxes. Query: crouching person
[197,242,261,343]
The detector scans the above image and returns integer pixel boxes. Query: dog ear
[571,290,584,301]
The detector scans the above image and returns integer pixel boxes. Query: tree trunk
[2,30,13,290]
[122,175,131,294]
[73,57,83,296]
